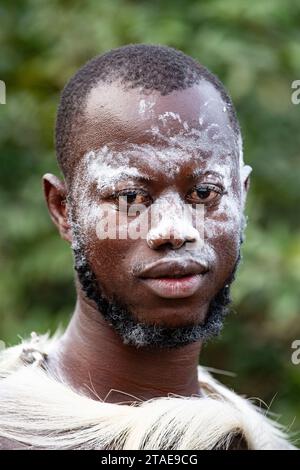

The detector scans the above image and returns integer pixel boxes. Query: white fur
[0,332,296,450]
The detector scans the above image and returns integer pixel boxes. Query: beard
[70,203,244,349]
[72,238,241,350]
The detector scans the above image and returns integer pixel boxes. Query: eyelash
[186,183,225,206]
[107,184,225,207]
[196,183,224,196]
[111,188,152,206]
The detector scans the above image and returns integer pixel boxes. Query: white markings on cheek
[204,196,242,242]
[206,123,222,141]
[197,162,242,242]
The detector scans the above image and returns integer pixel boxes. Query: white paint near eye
[70,109,244,255]
[89,161,142,191]
[204,196,242,241]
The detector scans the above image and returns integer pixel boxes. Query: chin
[133,302,206,328]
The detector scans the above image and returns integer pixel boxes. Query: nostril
[172,239,185,249]
[147,231,195,250]
[186,236,197,244]
[147,237,173,250]
[147,235,185,250]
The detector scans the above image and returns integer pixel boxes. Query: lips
[136,258,209,299]
[137,259,208,279]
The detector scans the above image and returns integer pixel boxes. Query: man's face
[68,80,248,345]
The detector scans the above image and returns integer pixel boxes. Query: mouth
[137,258,209,299]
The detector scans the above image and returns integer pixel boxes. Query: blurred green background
[0,0,299,438]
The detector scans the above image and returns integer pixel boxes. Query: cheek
[87,236,135,296]
[87,211,142,294]
[72,200,130,290]
[204,200,242,277]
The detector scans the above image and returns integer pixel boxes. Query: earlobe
[42,173,72,243]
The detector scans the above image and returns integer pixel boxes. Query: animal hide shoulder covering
[0,331,297,450]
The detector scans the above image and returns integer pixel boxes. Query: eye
[114,189,152,210]
[186,184,224,205]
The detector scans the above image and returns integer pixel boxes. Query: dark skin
[41,81,251,404]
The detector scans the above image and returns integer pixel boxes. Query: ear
[241,164,252,206]
[42,173,72,243]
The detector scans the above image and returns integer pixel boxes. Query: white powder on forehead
[80,124,238,195]
[152,108,241,163]
[146,122,238,165]
[202,98,223,108]
[158,111,182,126]
[139,98,155,116]
[124,143,234,180]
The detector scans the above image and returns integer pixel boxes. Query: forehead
[76,80,239,178]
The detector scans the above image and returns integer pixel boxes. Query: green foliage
[0,0,300,436]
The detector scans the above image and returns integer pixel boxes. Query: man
[0,44,296,450]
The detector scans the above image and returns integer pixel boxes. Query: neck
[47,295,202,404]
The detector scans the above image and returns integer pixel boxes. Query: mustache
[130,249,216,278]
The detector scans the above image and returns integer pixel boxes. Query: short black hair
[55,44,240,181]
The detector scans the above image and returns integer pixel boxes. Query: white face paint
[71,109,244,260]
[87,148,147,191]
[145,111,244,246]
[139,98,156,117]
[158,111,182,125]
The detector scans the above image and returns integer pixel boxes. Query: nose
[146,225,198,250]
[146,193,202,250]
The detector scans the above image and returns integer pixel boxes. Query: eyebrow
[91,161,224,190]
[112,169,151,182]
[188,169,223,179]
[98,168,224,186]
[93,167,152,188]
